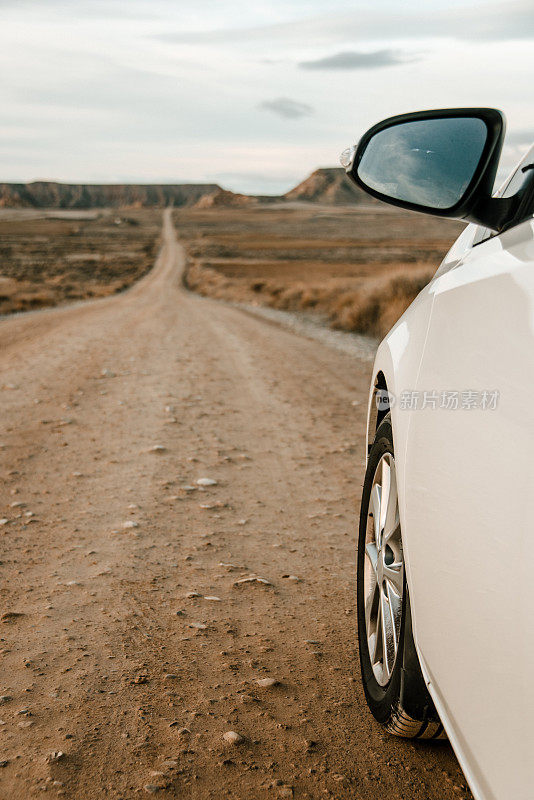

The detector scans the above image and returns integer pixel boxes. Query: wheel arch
[366,370,389,460]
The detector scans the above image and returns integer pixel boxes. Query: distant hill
[192,188,258,209]
[0,181,222,209]
[0,169,378,209]
[284,167,379,205]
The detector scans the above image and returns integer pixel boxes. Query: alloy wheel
[363,452,404,686]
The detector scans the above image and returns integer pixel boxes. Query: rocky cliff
[284,167,379,205]
[0,181,222,209]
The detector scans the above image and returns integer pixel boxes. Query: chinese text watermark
[376,389,499,412]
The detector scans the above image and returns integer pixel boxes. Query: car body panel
[367,209,534,799]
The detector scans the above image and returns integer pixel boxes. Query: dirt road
[0,210,470,799]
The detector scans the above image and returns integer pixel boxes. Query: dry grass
[0,209,161,315]
[177,205,462,339]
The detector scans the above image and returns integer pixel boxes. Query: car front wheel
[357,413,445,739]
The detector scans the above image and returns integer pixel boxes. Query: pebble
[0,760,9,768]
[222,731,244,745]
[233,576,272,587]
[122,521,139,529]
[278,787,294,798]
[164,674,179,681]
[101,369,116,378]
[189,622,207,630]
[255,677,279,688]
[1,612,24,622]
[147,445,166,453]
[185,591,201,598]
[196,478,218,487]
[46,751,65,764]
[144,784,160,794]
[0,519,9,526]
[204,596,221,602]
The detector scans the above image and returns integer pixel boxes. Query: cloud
[258,97,313,119]
[155,1,534,45]
[506,128,534,146]
[299,49,414,70]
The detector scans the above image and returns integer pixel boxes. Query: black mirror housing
[344,108,514,231]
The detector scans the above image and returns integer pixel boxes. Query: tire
[357,413,445,739]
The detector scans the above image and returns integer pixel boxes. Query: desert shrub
[331,270,433,338]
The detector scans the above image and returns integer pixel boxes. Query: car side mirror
[342,108,516,232]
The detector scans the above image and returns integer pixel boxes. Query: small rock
[170,725,190,736]
[233,576,272,587]
[122,520,139,529]
[222,730,244,745]
[147,445,166,453]
[278,786,294,798]
[196,478,218,487]
[185,591,201,598]
[204,596,221,602]
[255,677,279,689]
[0,696,12,705]
[144,785,160,794]
[101,369,115,378]
[164,674,179,681]
[189,622,206,630]
[46,751,65,764]
[0,519,9,526]
[131,676,149,685]
[0,760,9,768]
[1,612,24,622]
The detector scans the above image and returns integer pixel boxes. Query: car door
[403,164,534,800]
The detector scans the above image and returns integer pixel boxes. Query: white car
[342,108,534,800]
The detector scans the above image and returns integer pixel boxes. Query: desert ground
[0,209,472,799]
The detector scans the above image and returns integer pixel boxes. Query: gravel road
[0,210,470,799]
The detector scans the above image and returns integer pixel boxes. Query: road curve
[0,209,470,799]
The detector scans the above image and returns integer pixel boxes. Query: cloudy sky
[1,0,533,193]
